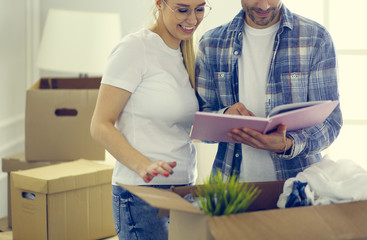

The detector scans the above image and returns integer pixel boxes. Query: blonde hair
[181,38,196,88]
[152,0,196,89]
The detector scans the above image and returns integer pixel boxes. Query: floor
[0,218,11,240]
[0,217,118,240]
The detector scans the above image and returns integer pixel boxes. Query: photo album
[190,100,339,143]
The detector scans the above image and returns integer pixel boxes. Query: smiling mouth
[254,10,271,17]
[180,25,195,31]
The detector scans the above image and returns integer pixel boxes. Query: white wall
[38,0,153,79]
[0,0,28,219]
[0,0,240,218]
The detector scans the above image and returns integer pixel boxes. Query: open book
[190,100,339,143]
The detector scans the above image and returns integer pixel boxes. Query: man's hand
[225,102,255,116]
[227,124,292,153]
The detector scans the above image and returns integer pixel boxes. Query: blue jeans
[112,184,188,240]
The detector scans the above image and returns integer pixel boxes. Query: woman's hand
[91,85,178,183]
[140,160,177,183]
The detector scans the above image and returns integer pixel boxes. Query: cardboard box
[121,182,367,240]
[25,77,105,162]
[1,152,60,228]
[11,159,115,240]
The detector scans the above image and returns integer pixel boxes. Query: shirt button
[291,73,298,79]
[235,153,240,158]
[220,73,224,77]
[234,51,239,55]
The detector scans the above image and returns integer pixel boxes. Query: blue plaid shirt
[195,5,343,181]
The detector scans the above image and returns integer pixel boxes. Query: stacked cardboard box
[1,152,61,228]
[1,77,115,238]
[25,77,105,162]
[121,182,367,240]
[11,159,115,240]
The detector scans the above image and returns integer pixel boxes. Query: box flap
[246,181,284,211]
[12,160,113,194]
[30,78,101,90]
[45,77,101,89]
[120,184,202,214]
[121,181,284,217]
[2,152,60,172]
[207,201,367,240]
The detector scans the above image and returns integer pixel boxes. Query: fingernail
[146,177,151,182]
[164,173,169,177]
[169,170,174,175]
[153,171,158,176]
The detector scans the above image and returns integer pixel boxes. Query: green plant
[193,169,261,216]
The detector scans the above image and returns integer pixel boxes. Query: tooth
[182,26,194,30]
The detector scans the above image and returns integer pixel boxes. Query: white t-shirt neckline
[238,21,280,182]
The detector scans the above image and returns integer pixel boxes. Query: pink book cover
[190,100,339,143]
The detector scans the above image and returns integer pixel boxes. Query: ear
[156,0,162,10]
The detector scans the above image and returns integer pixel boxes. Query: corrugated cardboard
[1,152,60,228]
[25,77,105,161]
[11,159,115,240]
[121,181,367,240]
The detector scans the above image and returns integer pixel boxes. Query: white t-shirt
[238,22,280,182]
[102,29,199,185]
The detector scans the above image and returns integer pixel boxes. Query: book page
[264,100,338,133]
[267,100,330,118]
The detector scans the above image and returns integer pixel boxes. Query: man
[195,0,343,182]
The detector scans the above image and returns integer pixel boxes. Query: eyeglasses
[162,0,212,21]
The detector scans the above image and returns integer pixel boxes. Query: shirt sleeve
[195,36,220,112]
[275,30,343,160]
[101,34,146,93]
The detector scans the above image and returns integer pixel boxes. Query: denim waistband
[138,183,193,190]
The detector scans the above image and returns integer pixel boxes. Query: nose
[185,9,198,25]
[257,0,271,11]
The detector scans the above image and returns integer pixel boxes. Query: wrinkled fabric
[112,185,170,240]
[285,181,312,207]
[278,155,367,208]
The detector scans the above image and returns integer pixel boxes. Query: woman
[90,0,211,239]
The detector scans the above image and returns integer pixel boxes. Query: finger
[237,106,252,116]
[247,110,256,116]
[225,103,246,116]
[276,124,288,152]
[228,129,251,144]
[167,161,177,174]
[229,128,263,148]
[143,172,154,183]
[158,162,175,177]
[230,134,258,148]
[228,131,247,143]
[237,128,262,140]
[231,103,254,116]
[277,124,287,135]
[149,161,172,177]
[225,106,241,115]
[168,161,177,169]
